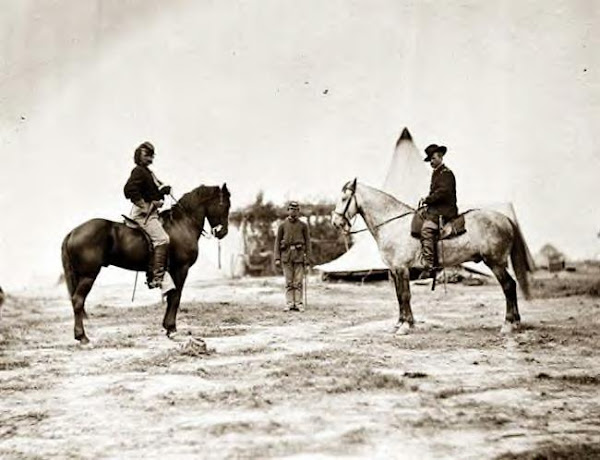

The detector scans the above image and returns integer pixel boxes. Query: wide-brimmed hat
[424,144,447,162]
[287,201,300,210]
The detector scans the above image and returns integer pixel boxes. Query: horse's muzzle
[212,224,228,239]
[331,213,349,232]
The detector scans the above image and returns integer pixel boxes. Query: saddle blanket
[411,211,467,240]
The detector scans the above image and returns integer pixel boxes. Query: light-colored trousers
[130,205,170,247]
[283,262,304,307]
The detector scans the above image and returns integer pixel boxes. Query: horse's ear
[222,183,229,193]
[351,177,357,190]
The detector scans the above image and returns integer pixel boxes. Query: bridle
[333,184,358,230]
[171,187,228,236]
[334,183,416,235]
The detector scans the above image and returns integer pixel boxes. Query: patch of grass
[340,427,370,445]
[120,350,183,372]
[221,315,244,325]
[0,411,48,439]
[208,421,254,435]
[196,386,273,408]
[207,420,284,436]
[0,359,30,371]
[495,443,600,460]
[536,372,600,385]
[200,326,248,338]
[327,369,405,394]
[0,377,48,392]
[404,371,428,378]
[268,351,405,394]
[436,387,467,399]
[530,276,600,298]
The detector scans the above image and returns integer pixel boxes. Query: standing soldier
[274,201,312,312]
[419,143,458,279]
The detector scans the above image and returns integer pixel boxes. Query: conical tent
[316,127,534,279]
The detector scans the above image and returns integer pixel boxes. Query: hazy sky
[1,0,599,287]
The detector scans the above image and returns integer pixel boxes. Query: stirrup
[147,278,163,289]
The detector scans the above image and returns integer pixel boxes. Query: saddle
[122,215,156,284]
[410,210,469,240]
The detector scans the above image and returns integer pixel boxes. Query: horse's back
[464,209,514,237]
[463,209,515,260]
[65,218,149,269]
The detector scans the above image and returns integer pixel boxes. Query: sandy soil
[1,274,599,460]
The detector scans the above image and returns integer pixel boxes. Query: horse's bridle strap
[349,210,415,235]
[336,184,417,235]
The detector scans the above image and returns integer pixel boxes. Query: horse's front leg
[391,267,414,335]
[163,265,189,337]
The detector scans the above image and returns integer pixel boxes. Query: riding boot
[419,222,437,279]
[148,244,169,289]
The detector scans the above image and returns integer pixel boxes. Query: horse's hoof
[166,330,177,340]
[76,335,90,345]
[395,322,413,335]
[500,322,519,335]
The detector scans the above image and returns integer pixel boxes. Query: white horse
[331,179,532,335]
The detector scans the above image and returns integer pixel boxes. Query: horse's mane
[344,180,415,211]
[179,185,221,208]
[163,185,229,221]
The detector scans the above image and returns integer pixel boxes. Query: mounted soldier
[274,201,312,312]
[419,143,458,279]
[123,141,173,289]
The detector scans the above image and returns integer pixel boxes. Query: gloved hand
[160,185,171,195]
[151,199,164,210]
[274,259,281,268]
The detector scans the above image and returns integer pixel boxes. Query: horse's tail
[61,232,78,299]
[509,221,532,300]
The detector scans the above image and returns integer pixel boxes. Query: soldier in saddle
[123,141,172,289]
[419,144,458,279]
[274,201,312,312]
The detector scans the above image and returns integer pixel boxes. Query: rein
[348,210,415,235]
[336,183,420,235]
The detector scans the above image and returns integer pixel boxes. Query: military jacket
[274,218,311,263]
[124,165,165,204]
[424,164,458,221]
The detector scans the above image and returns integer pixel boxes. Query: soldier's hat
[287,201,300,210]
[424,144,447,162]
[137,141,155,154]
[133,141,155,165]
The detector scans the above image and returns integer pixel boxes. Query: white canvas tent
[316,128,534,279]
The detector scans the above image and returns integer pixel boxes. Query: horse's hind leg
[489,263,520,333]
[71,275,98,344]
[391,267,414,335]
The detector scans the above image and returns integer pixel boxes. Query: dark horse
[61,184,231,343]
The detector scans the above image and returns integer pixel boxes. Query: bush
[231,192,349,276]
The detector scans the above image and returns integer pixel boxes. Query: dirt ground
[1,272,599,460]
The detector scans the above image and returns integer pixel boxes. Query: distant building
[535,244,566,272]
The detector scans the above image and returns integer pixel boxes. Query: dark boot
[419,221,437,279]
[148,244,169,289]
